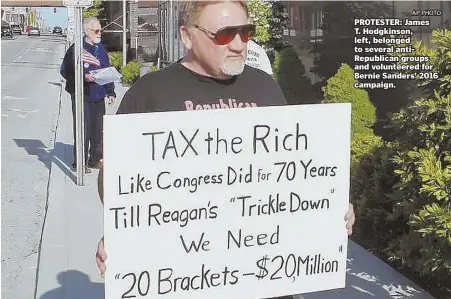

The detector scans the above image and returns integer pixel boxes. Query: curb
[34,88,72,299]
[33,47,66,299]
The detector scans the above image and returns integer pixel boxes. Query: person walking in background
[60,16,116,172]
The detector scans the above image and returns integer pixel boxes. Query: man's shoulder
[65,43,75,53]
[132,63,180,87]
[241,65,275,83]
[98,42,110,54]
[117,64,182,114]
[239,65,287,106]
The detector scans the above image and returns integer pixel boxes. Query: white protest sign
[103,103,351,299]
[246,40,274,75]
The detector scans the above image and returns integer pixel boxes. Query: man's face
[85,21,101,44]
[190,2,251,77]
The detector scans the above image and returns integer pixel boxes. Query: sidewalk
[35,82,435,299]
[34,82,128,299]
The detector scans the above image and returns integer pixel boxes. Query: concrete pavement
[34,74,436,299]
[34,81,128,299]
[1,34,67,299]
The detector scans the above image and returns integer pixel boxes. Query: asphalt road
[1,34,67,299]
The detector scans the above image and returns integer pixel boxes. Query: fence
[156,0,185,67]
[136,0,185,68]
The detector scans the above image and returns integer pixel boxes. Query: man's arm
[60,44,74,80]
[98,164,104,205]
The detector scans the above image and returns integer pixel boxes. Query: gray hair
[83,16,100,29]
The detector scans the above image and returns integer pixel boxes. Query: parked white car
[28,27,40,36]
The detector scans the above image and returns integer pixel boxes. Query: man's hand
[345,203,355,235]
[107,96,115,106]
[96,236,107,278]
[85,73,96,82]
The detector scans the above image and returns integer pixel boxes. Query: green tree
[266,1,288,50]
[351,34,451,297]
[247,0,272,43]
[388,92,451,296]
[322,63,380,175]
[310,1,413,140]
[322,63,376,135]
[311,1,392,81]
[274,47,313,105]
[389,29,451,98]
[83,0,103,18]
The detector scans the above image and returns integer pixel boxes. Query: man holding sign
[96,1,355,298]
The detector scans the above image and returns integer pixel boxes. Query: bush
[322,63,376,136]
[273,47,313,104]
[389,29,451,98]
[322,63,379,175]
[109,51,123,71]
[388,92,451,279]
[352,92,451,298]
[351,141,404,254]
[121,60,140,86]
[350,132,383,177]
[350,28,451,299]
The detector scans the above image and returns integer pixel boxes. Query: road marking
[2,114,9,117]
[9,108,40,113]
[2,95,29,100]
[33,48,58,54]
[13,48,30,63]
[5,108,40,118]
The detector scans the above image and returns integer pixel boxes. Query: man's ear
[180,25,193,50]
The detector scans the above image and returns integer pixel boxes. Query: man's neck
[85,37,94,45]
[180,56,232,80]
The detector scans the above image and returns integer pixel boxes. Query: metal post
[74,6,85,186]
[123,0,127,66]
[135,36,138,60]
[168,0,174,62]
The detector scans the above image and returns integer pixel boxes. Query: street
[1,34,67,299]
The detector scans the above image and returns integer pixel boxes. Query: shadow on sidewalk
[48,81,62,87]
[40,270,104,299]
[302,243,426,299]
[13,139,77,184]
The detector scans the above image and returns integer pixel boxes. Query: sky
[38,7,67,29]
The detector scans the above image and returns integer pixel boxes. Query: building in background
[1,7,27,29]
[281,0,451,52]
[101,0,184,66]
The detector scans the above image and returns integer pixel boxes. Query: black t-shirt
[116,63,287,114]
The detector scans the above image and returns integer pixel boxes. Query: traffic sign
[63,0,93,7]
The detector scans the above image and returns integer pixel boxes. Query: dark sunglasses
[88,28,101,34]
[194,24,255,45]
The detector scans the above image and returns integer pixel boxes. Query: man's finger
[96,258,105,277]
[346,215,355,229]
[344,203,354,220]
[96,252,107,277]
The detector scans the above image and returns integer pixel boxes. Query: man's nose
[228,33,245,53]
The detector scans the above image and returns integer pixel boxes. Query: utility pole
[122,0,127,67]
[63,0,93,186]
